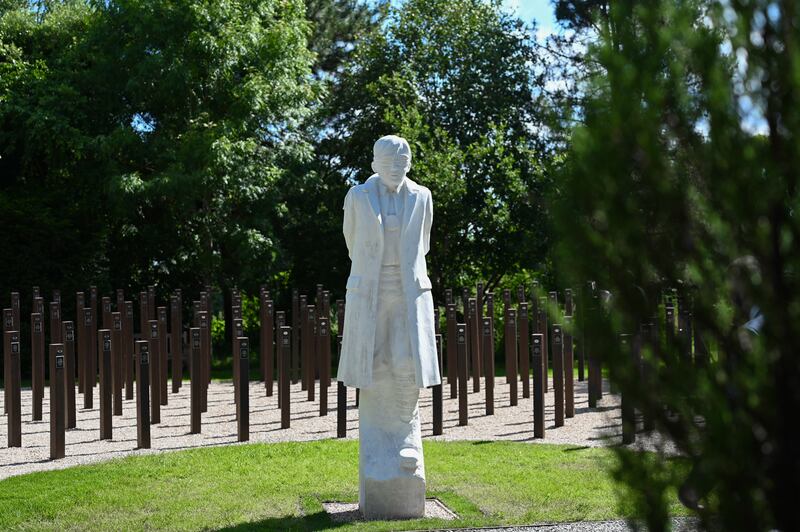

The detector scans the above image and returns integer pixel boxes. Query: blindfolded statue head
[372,135,412,191]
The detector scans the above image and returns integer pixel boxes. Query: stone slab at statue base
[360,476,426,520]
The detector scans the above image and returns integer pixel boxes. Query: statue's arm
[423,190,433,256]
[343,187,356,258]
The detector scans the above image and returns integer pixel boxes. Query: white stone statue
[338,134,441,519]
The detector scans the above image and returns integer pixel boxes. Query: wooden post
[50,301,62,344]
[233,318,243,400]
[135,340,150,448]
[518,303,530,399]
[50,344,66,459]
[89,289,98,389]
[476,282,484,323]
[124,301,135,400]
[482,317,494,415]
[264,299,275,396]
[532,333,545,438]
[170,295,182,393]
[259,291,267,382]
[102,296,112,331]
[6,332,22,447]
[10,292,20,332]
[236,336,250,442]
[158,307,168,405]
[75,293,85,394]
[81,308,93,409]
[539,296,549,393]
[322,290,331,318]
[433,334,443,435]
[457,323,468,426]
[576,311,585,383]
[31,312,44,420]
[292,290,300,384]
[469,297,480,392]
[552,324,565,427]
[146,286,155,320]
[336,300,345,338]
[318,318,330,416]
[148,320,161,424]
[588,289,602,407]
[139,291,149,349]
[198,311,209,412]
[99,329,112,440]
[505,308,518,406]
[116,289,125,316]
[446,303,457,399]
[564,317,575,419]
[190,328,202,434]
[306,305,316,402]
[63,321,76,428]
[621,333,635,444]
[202,291,212,382]
[336,335,346,438]
[299,297,308,390]
[279,326,291,429]
[3,308,12,415]
[112,313,123,416]
[565,288,574,317]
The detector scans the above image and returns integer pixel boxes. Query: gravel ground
[435,516,700,531]
[323,498,458,522]
[0,376,675,480]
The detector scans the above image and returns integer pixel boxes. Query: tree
[555,1,800,530]
[0,0,316,312]
[318,0,552,296]
[304,0,386,77]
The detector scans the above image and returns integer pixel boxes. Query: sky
[502,0,557,32]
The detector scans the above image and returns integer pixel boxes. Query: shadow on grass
[217,511,344,531]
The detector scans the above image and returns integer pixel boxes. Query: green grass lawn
[0,440,688,531]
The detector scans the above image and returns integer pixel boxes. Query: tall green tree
[0,0,316,311]
[318,0,551,296]
[304,0,386,76]
[555,1,800,530]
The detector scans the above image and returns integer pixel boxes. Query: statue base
[358,377,425,520]
[359,476,426,520]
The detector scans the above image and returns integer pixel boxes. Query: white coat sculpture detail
[339,135,441,519]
